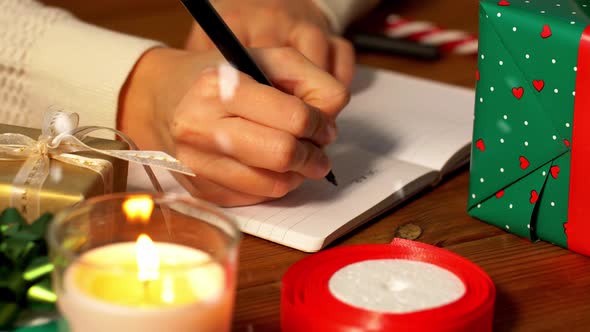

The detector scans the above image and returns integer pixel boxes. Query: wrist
[118,47,159,139]
[118,47,182,151]
[118,47,219,152]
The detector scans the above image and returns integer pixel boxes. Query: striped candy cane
[385,14,478,55]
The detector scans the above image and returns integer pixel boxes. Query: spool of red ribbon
[281,239,495,332]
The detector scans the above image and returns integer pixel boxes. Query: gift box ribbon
[0,111,194,221]
[567,26,590,256]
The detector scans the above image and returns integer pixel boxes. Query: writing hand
[119,47,349,206]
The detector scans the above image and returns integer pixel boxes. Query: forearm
[0,0,162,135]
[0,0,70,128]
[27,18,162,133]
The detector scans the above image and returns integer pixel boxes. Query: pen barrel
[180,0,272,85]
[352,33,441,61]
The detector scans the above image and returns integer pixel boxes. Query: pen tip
[325,171,338,186]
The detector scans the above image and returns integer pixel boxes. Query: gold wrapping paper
[0,124,128,215]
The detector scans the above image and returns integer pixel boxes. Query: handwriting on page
[352,169,377,185]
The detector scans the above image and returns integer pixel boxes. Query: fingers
[250,47,350,118]
[220,75,337,145]
[178,69,337,145]
[330,37,356,88]
[289,24,330,71]
[173,171,272,207]
[224,92,338,146]
[248,32,283,49]
[173,115,332,179]
[172,70,333,179]
[176,144,306,198]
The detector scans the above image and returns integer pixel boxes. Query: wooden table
[45,0,590,330]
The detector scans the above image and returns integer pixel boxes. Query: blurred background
[42,0,479,87]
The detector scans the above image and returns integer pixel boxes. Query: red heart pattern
[498,0,510,5]
[530,190,539,204]
[475,138,485,151]
[496,190,505,198]
[564,139,571,147]
[550,165,560,179]
[533,80,544,92]
[476,69,480,81]
[541,24,552,38]
[512,87,524,99]
[519,156,530,169]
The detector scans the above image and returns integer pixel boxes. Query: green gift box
[468,0,590,256]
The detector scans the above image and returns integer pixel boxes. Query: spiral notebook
[129,66,475,252]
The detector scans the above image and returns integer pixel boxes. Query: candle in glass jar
[57,236,233,332]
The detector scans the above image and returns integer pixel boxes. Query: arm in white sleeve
[0,0,162,131]
[312,0,381,34]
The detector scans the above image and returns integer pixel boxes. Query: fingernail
[325,122,338,143]
[317,153,331,176]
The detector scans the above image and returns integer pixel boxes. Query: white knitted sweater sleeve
[313,0,381,34]
[0,0,162,131]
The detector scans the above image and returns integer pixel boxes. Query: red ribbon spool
[281,239,495,332]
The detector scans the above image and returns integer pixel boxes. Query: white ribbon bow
[0,111,195,221]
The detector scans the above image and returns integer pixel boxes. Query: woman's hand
[119,47,349,206]
[184,0,355,87]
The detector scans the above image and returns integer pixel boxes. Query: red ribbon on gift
[281,239,495,332]
[568,26,590,256]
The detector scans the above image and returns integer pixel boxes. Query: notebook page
[127,66,474,251]
[228,148,435,252]
[127,138,433,252]
[347,66,474,170]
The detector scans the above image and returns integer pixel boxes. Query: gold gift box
[0,124,129,216]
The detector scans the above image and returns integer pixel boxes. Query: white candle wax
[57,242,233,332]
[328,259,465,313]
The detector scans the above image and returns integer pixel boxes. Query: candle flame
[135,234,160,282]
[123,195,154,224]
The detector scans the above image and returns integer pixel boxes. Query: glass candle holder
[47,193,241,332]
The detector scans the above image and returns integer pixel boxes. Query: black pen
[351,33,441,61]
[179,0,338,186]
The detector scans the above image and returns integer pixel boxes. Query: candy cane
[385,14,478,55]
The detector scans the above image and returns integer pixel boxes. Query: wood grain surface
[42,0,590,330]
